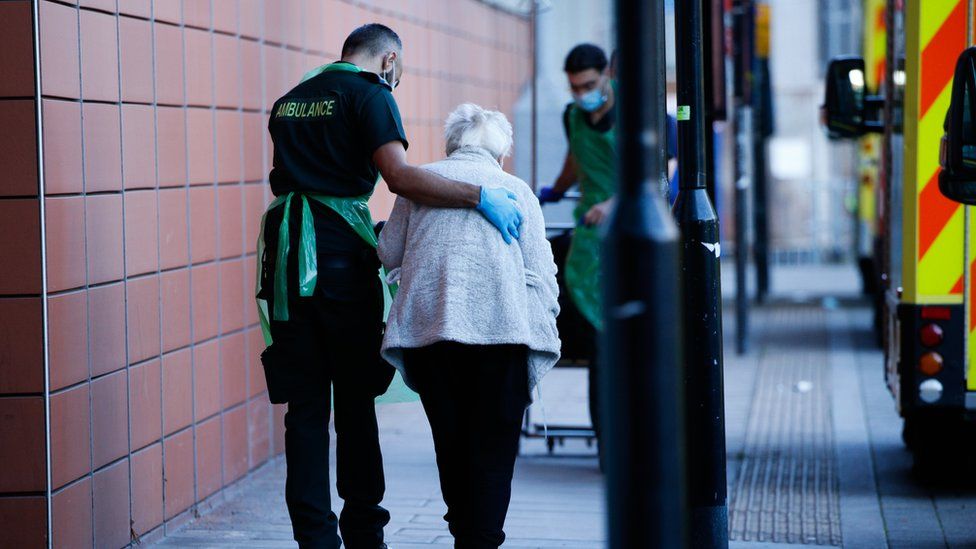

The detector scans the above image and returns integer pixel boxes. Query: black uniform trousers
[260,202,395,549]
[402,343,530,549]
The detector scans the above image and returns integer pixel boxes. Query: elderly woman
[378,103,560,548]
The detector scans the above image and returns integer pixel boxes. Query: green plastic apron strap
[255,191,396,345]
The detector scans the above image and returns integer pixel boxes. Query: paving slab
[152,265,976,548]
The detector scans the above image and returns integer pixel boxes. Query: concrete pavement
[151,265,976,547]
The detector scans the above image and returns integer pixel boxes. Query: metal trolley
[520,213,598,455]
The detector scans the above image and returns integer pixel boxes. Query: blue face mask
[576,86,608,112]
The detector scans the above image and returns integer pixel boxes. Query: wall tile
[131,443,163,535]
[217,184,243,257]
[85,194,124,284]
[80,9,120,102]
[240,40,261,110]
[82,102,122,192]
[212,0,238,35]
[126,274,160,364]
[241,114,263,185]
[272,402,285,454]
[0,397,46,492]
[218,259,244,336]
[92,459,130,549]
[130,358,162,450]
[0,2,35,97]
[88,282,125,376]
[0,100,38,196]
[91,369,128,467]
[40,1,80,99]
[183,0,211,29]
[244,253,258,326]
[195,415,221,498]
[190,263,218,341]
[154,0,182,24]
[158,187,189,269]
[122,104,157,189]
[193,338,219,419]
[215,111,242,184]
[119,0,151,18]
[214,34,241,108]
[156,106,187,187]
[184,28,213,106]
[222,404,247,483]
[0,496,47,548]
[51,478,92,549]
[119,16,154,102]
[0,298,43,394]
[43,99,84,195]
[48,290,89,390]
[162,348,192,434]
[262,44,285,101]
[243,183,264,255]
[50,384,91,489]
[0,199,41,294]
[245,327,265,397]
[188,185,216,261]
[186,108,215,184]
[124,190,159,276]
[79,0,117,13]
[160,268,190,352]
[163,428,193,519]
[154,22,184,106]
[219,331,245,407]
[247,398,269,466]
[238,0,261,40]
[45,195,86,292]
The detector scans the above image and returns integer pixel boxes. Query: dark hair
[341,23,402,58]
[564,43,608,73]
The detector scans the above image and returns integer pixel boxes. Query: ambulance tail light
[919,352,944,376]
[920,306,952,320]
[919,323,944,347]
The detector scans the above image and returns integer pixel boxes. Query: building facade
[0,1,530,547]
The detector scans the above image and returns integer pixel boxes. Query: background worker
[259,24,523,549]
[537,43,616,450]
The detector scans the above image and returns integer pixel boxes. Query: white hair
[444,103,513,159]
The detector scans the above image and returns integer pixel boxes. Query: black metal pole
[603,0,685,547]
[731,0,753,355]
[702,0,726,205]
[753,57,771,302]
[672,0,728,546]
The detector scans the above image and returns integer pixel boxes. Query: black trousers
[403,343,530,549]
[261,204,395,549]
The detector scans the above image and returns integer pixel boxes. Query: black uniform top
[267,62,408,255]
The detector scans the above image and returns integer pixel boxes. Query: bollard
[603,0,686,547]
[672,0,730,546]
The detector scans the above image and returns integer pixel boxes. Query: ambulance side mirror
[822,57,868,140]
[939,47,976,205]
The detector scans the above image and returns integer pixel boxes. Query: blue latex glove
[476,187,523,244]
[537,186,564,204]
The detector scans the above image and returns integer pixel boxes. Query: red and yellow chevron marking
[865,0,887,89]
[903,0,968,304]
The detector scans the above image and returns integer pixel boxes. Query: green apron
[565,102,617,331]
[256,61,415,403]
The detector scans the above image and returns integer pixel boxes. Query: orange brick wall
[0,1,530,547]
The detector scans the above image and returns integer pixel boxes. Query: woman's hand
[583,198,615,226]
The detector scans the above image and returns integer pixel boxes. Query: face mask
[576,86,607,112]
[381,56,399,91]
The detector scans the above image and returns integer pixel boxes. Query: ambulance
[822,0,976,463]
